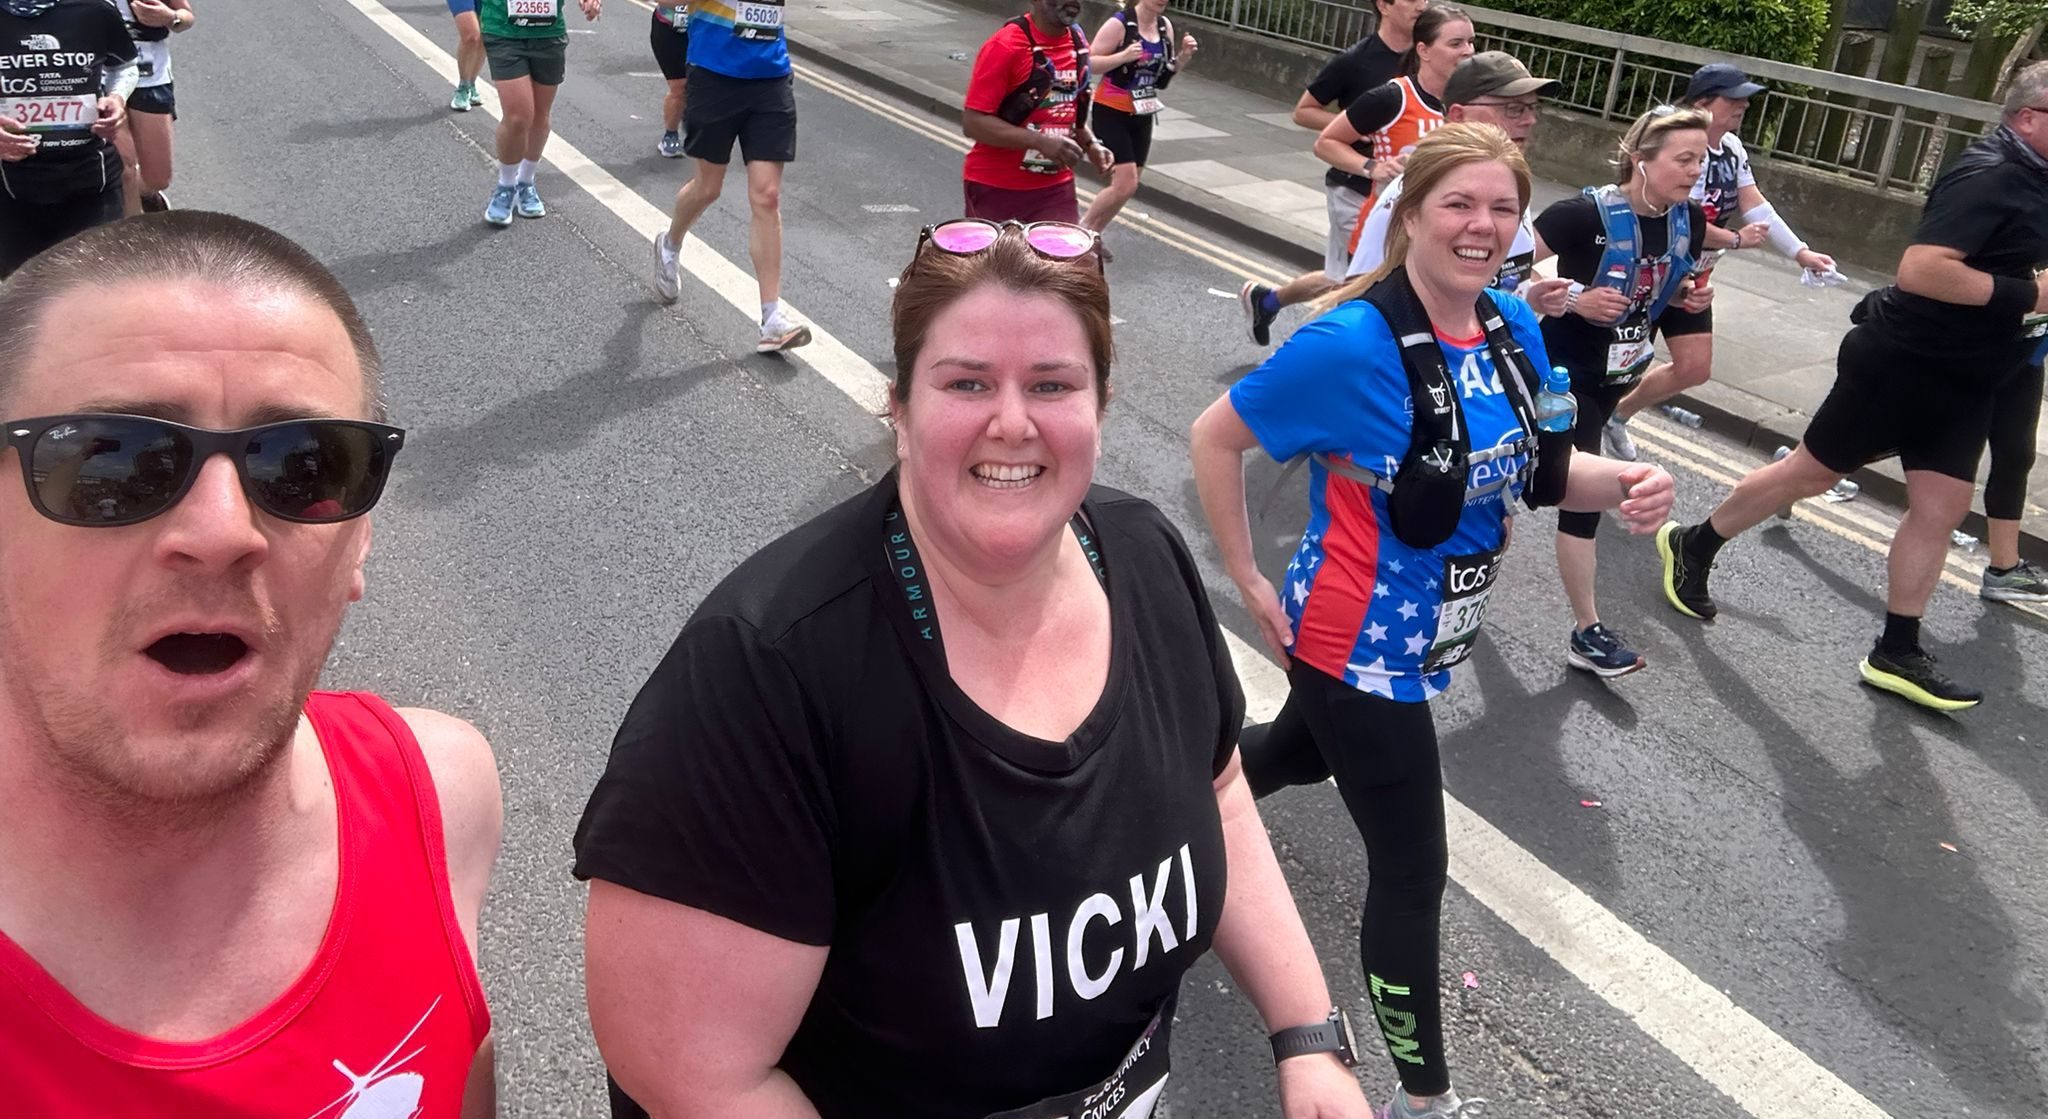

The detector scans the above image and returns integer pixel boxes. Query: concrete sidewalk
[784,0,2048,561]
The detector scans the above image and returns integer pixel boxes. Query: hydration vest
[993,15,1092,130]
[1108,10,1176,91]
[1586,184,1695,323]
[1309,268,1573,549]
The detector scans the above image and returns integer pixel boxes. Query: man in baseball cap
[1346,51,1567,299]
[1684,62,1766,103]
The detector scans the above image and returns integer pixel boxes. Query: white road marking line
[338,0,888,417]
[338,3,1895,1115]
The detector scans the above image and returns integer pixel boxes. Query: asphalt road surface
[153,3,2048,1115]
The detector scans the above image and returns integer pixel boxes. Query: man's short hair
[0,212,383,418]
[2005,60,2048,119]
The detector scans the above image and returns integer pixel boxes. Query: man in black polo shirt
[1656,61,2048,712]
[0,0,137,278]
[1237,0,1423,345]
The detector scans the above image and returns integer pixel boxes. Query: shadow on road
[1678,527,2048,1115]
[285,108,445,146]
[401,299,734,508]
[330,223,496,295]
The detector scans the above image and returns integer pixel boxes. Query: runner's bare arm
[585,882,829,1117]
[1291,90,1336,131]
[961,108,1082,164]
[1895,244,2016,308]
[1208,752,1371,1117]
[1310,113,1370,176]
[1558,457,1674,534]
[399,708,505,1119]
[1088,17,1136,74]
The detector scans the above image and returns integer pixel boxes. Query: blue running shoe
[484,184,516,227]
[514,181,545,219]
[658,130,684,158]
[1567,623,1646,678]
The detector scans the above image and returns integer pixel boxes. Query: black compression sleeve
[1989,275,2037,320]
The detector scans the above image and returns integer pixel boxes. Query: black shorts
[649,10,689,80]
[1803,324,2007,482]
[1091,102,1154,167]
[129,82,176,118]
[1567,370,1633,453]
[0,174,123,279]
[683,66,795,164]
[1653,301,1713,339]
[485,34,568,86]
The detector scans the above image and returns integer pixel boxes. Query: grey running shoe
[653,231,681,302]
[1981,559,2048,603]
[1383,1089,1487,1118]
[1601,414,1638,461]
[658,130,684,158]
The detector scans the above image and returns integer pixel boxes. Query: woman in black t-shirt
[576,221,1371,1119]
[1527,105,1715,681]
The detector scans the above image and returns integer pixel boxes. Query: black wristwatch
[1269,1007,1358,1067]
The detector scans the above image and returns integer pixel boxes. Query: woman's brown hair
[1613,105,1710,185]
[1397,5,1471,80]
[1315,121,1531,311]
[889,229,1115,409]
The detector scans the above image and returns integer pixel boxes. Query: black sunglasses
[3,414,406,528]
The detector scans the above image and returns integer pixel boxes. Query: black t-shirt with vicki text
[1534,194,1710,379]
[574,473,1244,1119]
[0,0,135,201]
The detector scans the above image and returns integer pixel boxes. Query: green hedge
[1481,0,1833,66]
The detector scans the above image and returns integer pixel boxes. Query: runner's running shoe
[653,231,681,302]
[1383,1089,1487,1118]
[140,189,170,213]
[759,316,813,354]
[484,185,516,227]
[514,181,545,219]
[1239,280,1278,346]
[1567,623,1646,678]
[658,130,684,158]
[1981,559,2048,602]
[468,84,486,109]
[1601,415,1638,461]
[1655,522,1717,620]
[451,83,474,112]
[1859,645,1982,712]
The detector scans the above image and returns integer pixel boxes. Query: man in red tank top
[0,213,503,1117]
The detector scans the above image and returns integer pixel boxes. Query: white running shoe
[653,231,681,303]
[1602,415,1639,461]
[759,316,813,354]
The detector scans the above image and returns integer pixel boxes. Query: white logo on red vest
[306,997,440,1119]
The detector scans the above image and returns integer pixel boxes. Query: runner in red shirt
[0,212,503,1118]
[960,0,1115,223]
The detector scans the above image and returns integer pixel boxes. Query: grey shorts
[485,34,568,86]
[1324,182,1367,280]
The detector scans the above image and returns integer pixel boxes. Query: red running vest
[0,691,492,1119]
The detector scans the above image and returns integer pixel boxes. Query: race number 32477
[0,95,98,133]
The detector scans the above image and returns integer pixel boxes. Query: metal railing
[1171,0,2005,194]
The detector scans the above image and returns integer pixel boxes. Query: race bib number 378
[0,95,98,134]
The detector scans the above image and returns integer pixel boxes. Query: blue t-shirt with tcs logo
[686,0,791,78]
[1229,295,1550,703]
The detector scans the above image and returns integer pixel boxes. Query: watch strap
[1269,1020,1342,1063]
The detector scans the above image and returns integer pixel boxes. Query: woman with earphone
[1526,105,1716,680]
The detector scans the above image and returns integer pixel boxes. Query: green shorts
[484,34,568,85]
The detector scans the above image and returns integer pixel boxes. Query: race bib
[984,1007,1171,1119]
[1021,125,1071,174]
[507,0,559,18]
[1605,318,1653,383]
[0,95,97,134]
[734,0,785,39]
[1129,85,1161,115]
[1423,549,1502,673]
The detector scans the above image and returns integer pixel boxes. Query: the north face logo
[21,35,60,51]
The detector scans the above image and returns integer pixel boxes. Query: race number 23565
[0,95,98,133]
[508,0,560,18]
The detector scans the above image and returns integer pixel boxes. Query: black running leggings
[1241,662,1451,1097]
[1984,359,2043,522]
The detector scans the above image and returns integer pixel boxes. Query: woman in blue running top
[1191,123,1675,1119]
